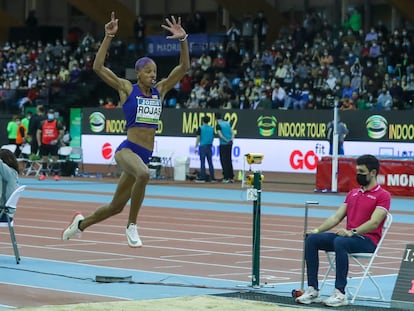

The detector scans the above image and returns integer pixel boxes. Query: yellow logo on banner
[182,111,238,134]
[278,122,326,138]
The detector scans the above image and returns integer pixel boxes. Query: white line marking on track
[160,253,212,259]
[153,265,183,269]
[79,258,135,263]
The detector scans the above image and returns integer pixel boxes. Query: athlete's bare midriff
[126,126,156,151]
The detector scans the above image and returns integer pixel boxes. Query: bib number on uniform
[135,97,162,124]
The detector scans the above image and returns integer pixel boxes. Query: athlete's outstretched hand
[105,11,119,36]
[161,16,187,40]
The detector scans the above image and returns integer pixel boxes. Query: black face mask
[356,173,370,186]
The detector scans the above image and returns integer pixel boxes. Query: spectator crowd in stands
[169,8,414,111]
[0,36,96,115]
[1,7,414,116]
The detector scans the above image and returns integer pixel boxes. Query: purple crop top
[122,84,162,129]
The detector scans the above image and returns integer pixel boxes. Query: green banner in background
[69,108,82,147]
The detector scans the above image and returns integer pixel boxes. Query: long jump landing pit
[14,294,406,311]
[13,295,319,311]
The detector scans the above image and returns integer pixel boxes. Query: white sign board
[82,135,414,174]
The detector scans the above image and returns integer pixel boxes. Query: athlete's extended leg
[114,148,150,225]
[62,170,134,241]
[63,148,149,246]
[79,171,135,230]
[115,148,149,247]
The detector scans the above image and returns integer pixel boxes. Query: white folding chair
[1,144,17,153]
[152,149,174,178]
[148,156,162,179]
[54,146,72,176]
[17,143,31,158]
[17,144,31,173]
[69,146,84,173]
[0,185,26,264]
[24,155,43,177]
[320,213,393,304]
[58,146,73,162]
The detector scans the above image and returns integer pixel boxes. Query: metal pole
[331,100,339,192]
[251,171,262,288]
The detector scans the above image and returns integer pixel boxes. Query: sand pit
[15,295,324,311]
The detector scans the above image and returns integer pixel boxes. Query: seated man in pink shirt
[295,154,391,307]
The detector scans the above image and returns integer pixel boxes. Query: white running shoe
[324,288,349,307]
[62,213,84,240]
[295,286,322,304]
[126,223,143,248]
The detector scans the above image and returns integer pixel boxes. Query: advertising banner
[391,243,414,310]
[316,156,414,196]
[81,108,414,179]
[82,133,414,174]
[146,33,225,57]
[82,108,414,143]
[69,108,82,147]
[81,134,328,173]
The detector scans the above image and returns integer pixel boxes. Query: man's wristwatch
[351,229,358,235]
